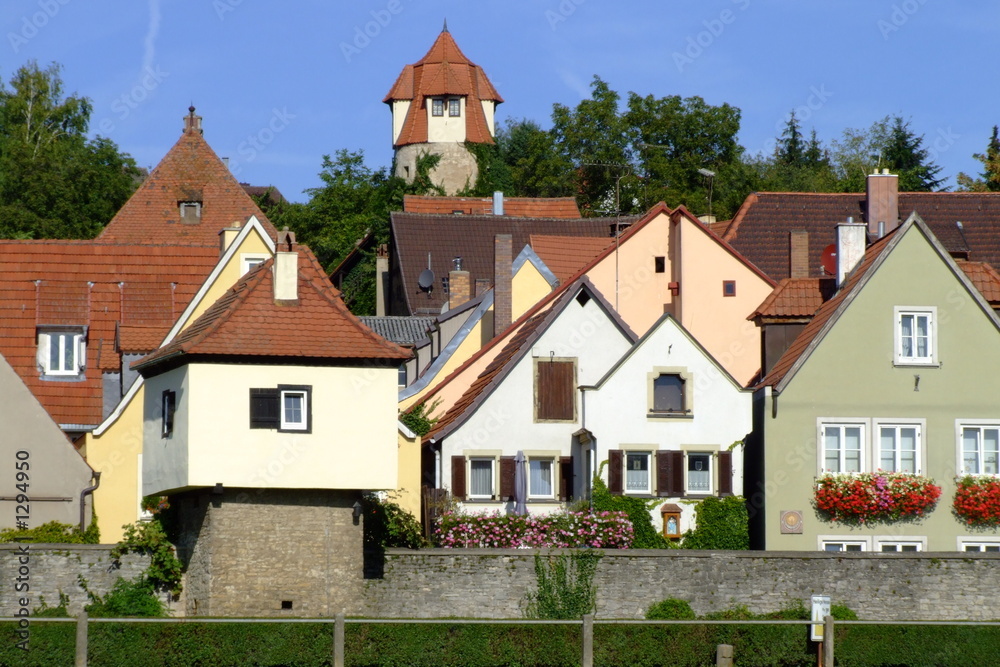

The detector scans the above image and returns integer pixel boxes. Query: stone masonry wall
[394,143,478,195]
[364,548,1000,621]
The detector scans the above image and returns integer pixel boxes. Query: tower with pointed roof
[384,23,503,194]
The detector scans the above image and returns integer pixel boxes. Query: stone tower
[383,23,503,195]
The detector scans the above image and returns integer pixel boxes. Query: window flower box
[953,475,1000,527]
[814,472,941,525]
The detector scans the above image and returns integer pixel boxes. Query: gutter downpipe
[79,471,101,532]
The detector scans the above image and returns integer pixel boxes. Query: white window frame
[875,421,923,474]
[818,420,866,474]
[959,538,1000,553]
[279,387,309,432]
[240,253,268,275]
[819,536,870,552]
[957,421,1000,476]
[38,329,85,377]
[875,536,926,552]
[686,452,714,495]
[624,451,652,495]
[894,306,937,366]
[467,457,496,500]
[528,458,556,500]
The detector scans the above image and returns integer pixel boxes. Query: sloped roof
[529,235,615,283]
[749,277,837,320]
[98,110,278,245]
[957,261,1000,304]
[403,195,581,218]
[0,241,220,427]
[384,28,502,147]
[135,248,410,376]
[359,316,435,346]
[719,192,1000,281]
[118,324,173,354]
[391,211,637,315]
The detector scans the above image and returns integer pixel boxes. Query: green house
[748,213,1000,551]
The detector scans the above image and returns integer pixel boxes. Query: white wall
[426,97,467,143]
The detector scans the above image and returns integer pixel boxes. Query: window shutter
[666,451,685,496]
[249,388,279,429]
[77,335,86,371]
[718,451,733,496]
[656,451,671,496]
[537,360,574,420]
[451,456,467,500]
[608,449,623,494]
[36,333,49,372]
[499,457,515,501]
[559,456,573,501]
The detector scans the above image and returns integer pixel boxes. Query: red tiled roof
[384,29,502,147]
[749,277,837,320]
[390,212,637,315]
[118,324,172,354]
[958,261,1000,304]
[135,248,410,373]
[720,192,1000,281]
[529,235,614,283]
[403,195,581,218]
[98,116,278,245]
[0,242,221,426]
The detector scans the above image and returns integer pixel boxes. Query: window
[879,425,920,473]
[895,307,936,365]
[625,452,651,494]
[878,542,922,552]
[962,541,1000,553]
[654,256,665,273]
[961,426,1000,475]
[249,385,311,433]
[722,280,736,297]
[38,329,84,376]
[469,458,494,499]
[431,98,444,116]
[448,98,461,117]
[529,459,554,499]
[652,374,684,413]
[161,390,176,438]
[534,358,575,422]
[823,541,867,552]
[822,423,863,473]
[687,453,712,494]
[240,253,268,275]
[397,365,407,389]
[179,201,201,223]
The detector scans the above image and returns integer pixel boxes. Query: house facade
[749,215,1000,552]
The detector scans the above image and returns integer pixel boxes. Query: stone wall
[0,544,154,616]
[364,548,1000,621]
[394,142,478,195]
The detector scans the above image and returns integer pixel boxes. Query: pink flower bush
[435,511,634,549]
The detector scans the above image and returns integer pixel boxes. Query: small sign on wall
[811,595,831,641]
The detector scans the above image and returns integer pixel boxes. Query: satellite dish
[418,269,435,292]
[821,244,837,276]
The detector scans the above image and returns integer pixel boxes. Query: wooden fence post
[75,611,88,667]
[824,615,834,666]
[334,612,345,667]
[582,614,594,667]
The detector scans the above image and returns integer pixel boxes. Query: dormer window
[431,99,444,117]
[449,98,461,117]
[37,328,85,377]
[180,201,202,224]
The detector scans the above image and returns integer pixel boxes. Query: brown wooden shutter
[451,456,466,500]
[499,457,515,501]
[665,451,685,496]
[608,449,623,494]
[249,388,279,429]
[717,451,733,496]
[559,457,573,501]
[537,360,574,420]
[656,451,671,496]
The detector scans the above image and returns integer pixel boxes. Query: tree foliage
[958,125,1000,192]
[0,61,141,239]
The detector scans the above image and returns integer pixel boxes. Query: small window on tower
[654,257,666,273]
[431,99,444,116]
[449,98,461,117]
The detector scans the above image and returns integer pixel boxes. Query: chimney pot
[492,192,504,216]
[789,231,810,278]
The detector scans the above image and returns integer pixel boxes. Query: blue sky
[2,0,996,204]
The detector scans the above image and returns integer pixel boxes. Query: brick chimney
[475,278,491,297]
[274,227,298,302]
[449,257,471,309]
[494,234,512,337]
[183,105,203,135]
[866,170,898,237]
[836,219,867,288]
[789,231,810,278]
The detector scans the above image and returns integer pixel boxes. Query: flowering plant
[953,476,1000,527]
[435,510,633,549]
[813,472,941,525]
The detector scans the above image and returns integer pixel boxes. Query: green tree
[957,125,1000,192]
[494,118,574,198]
[880,115,944,191]
[775,111,805,166]
[0,61,141,239]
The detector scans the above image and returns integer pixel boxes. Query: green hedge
[3,621,1000,666]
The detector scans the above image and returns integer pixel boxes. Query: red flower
[814,473,941,525]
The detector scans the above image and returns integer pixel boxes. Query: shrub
[591,474,666,549]
[435,510,633,548]
[362,493,426,550]
[646,597,696,620]
[111,520,183,595]
[524,551,601,620]
[80,576,167,618]
[681,496,749,550]
[0,519,98,544]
